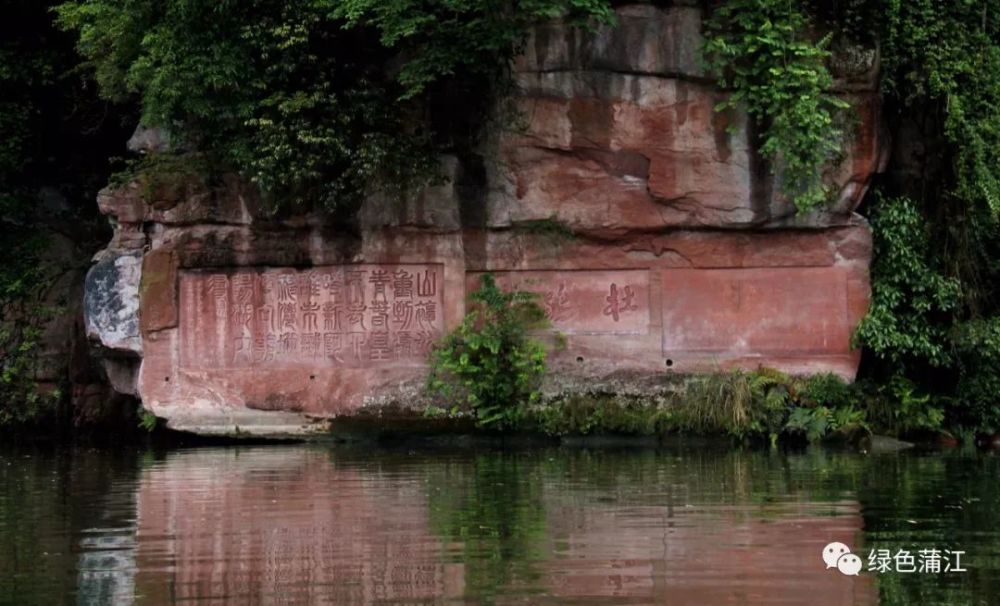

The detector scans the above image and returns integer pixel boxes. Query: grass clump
[676,369,788,440]
[527,394,674,437]
[525,369,884,445]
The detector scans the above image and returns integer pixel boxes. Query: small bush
[428,274,548,430]
[797,373,861,409]
[854,196,962,368]
[680,371,753,436]
[881,375,945,434]
[137,409,158,432]
[952,318,1000,432]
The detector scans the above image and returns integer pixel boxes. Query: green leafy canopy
[55,0,614,213]
[704,0,849,211]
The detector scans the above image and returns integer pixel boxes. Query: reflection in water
[77,528,137,606]
[0,445,997,605]
[133,448,463,603]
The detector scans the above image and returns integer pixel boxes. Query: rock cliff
[85,4,885,436]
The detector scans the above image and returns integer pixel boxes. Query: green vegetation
[425,364,967,445]
[854,196,962,368]
[526,370,874,445]
[704,1,1000,435]
[704,0,848,211]
[137,409,158,432]
[111,152,212,205]
[55,0,613,214]
[1,1,127,429]
[0,2,61,425]
[845,3,1000,434]
[428,274,549,430]
[875,0,1000,217]
[520,368,966,444]
[1,0,998,437]
[0,275,60,427]
[512,215,576,243]
[528,393,673,437]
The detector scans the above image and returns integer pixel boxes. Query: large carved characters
[472,270,651,335]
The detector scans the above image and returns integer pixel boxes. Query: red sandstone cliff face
[84,4,885,436]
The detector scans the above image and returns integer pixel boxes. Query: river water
[0,443,996,605]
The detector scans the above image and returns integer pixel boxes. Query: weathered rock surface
[84,252,143,354]
[487,4,887,233]
[126,125,173,154]
[17,209,141,429]
[85,4,885,436]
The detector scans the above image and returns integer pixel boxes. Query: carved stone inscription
[468,270,650,335]
[180,265,444,368]
[661,267,851,354]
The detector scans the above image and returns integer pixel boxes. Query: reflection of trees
[426,452,549,601]
[422,447,872,602]
[857,453,1000,606]
[539,446,869,509]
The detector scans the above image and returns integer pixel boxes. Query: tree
[56,0,614,213]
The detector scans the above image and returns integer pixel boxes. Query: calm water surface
[0,443,996,605]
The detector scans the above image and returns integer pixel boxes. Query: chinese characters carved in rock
[180,265,444,369]
[472,270,650,336]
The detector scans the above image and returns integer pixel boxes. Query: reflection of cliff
[130,447,880,604]
[536,450,879,604]
[542,501,876,603]
[133,448,464,603]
